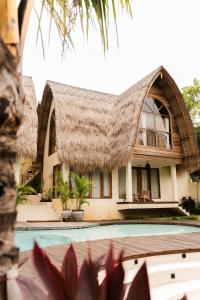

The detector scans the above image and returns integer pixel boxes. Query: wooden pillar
[126,162,133,202]
[62,162,70,182]
[170,165,178,202]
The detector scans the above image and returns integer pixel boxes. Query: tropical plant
[182,78,200,127]
[54,171,71,210]
[17,242,187,300]
[182,79,200,154]
[31,242,151,300]
[0,0,132,297]
[16,184,36,205]
[71,172,90,210]
[180,196,196,213]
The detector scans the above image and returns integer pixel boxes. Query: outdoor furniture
[133,193,140,202]
[142,190,151,202]
[133,191,151,202]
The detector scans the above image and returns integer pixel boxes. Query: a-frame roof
[37,66,199,171]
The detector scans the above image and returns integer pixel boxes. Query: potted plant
[16,184,36,205]
[71,172,90,221]
[54,171,71,221]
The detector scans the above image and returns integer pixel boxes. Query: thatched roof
[38,66,199,171]
[37,82,115,170]
[16,76,37,160]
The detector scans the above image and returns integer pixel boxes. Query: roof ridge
[46,80,116,97]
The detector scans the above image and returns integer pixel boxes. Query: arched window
[49,110,56,155]
[139,98,171,149]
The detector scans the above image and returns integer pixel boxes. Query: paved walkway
[16,221,97,230]
[16,219,200,230]
[19,224,200,282]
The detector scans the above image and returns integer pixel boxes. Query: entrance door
[132,167,160,199]
[132,167,148,195]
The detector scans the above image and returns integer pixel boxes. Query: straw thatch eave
[16,76,37,161]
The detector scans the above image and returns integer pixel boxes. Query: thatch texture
[38,66,199,171]
[110,68,161,167]
[47,82,114,170]
[16,76,37,160]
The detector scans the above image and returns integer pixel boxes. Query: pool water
[15,224,200,251]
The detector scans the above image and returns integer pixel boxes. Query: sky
[22,0,200,102]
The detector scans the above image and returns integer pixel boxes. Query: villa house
[15,76,38,184]
[36,66,199,220]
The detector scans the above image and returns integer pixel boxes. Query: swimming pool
[15,224,200,251]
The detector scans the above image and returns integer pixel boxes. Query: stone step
[17,204,59,222]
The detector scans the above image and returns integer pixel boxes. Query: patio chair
[142,190,151,202]
[133,193,140,202]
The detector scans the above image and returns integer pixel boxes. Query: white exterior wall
[43,100,60,190]
[177,168,190,200]
[159,166,173,202]
[189,181,200,201]
[160,166,190,203]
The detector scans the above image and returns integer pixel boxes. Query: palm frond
[40,0,132,53]
[16,184,36,205]
[71,172,90,210]
[54,170,71,209]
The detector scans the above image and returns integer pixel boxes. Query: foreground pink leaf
[105,245,114,275]
[16,275,50,300]
[61,244,78,299]
[33,242,67,300]
[101,251,125,300]
[126,262,151,300]
[76,259,101,300]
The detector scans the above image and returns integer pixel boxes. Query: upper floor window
[49,110,56,155]
[139,98,171,149]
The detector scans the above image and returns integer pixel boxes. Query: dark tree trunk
[0,39,23,299]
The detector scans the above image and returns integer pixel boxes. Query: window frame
[89,171,112,199]
[48,110,56,156]
[70,169,112,199]
[139,98,172,149]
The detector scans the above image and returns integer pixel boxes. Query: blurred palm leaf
[16,184,36,205]
[34,0,133,53]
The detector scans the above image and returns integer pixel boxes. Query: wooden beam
[18,0,35,53]
[0,0,19,44]
[0,0,19,56]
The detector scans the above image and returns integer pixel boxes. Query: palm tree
[71,172,90,210]
[0,1,132,297]
[54,171,71,210]
[16,184,36,205]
